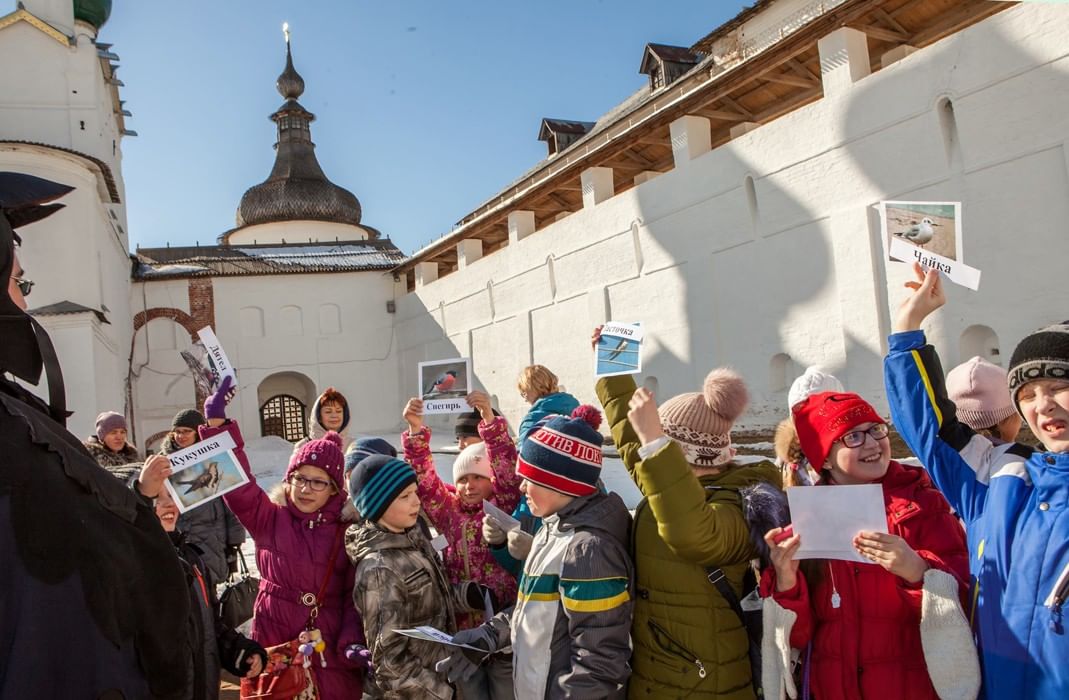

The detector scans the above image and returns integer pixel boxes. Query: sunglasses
[11,276,33,296]
[838,423,889,449]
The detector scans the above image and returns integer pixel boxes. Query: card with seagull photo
[418,357,472,414]
[595,322,644,378]
[163,431,248,513]
[878,201,962,262]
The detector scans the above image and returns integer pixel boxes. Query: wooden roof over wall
[396,0,1012,285]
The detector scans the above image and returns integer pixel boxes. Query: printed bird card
[877,201,981,290]
[163,431,249,513]
[180,326,238,396]
[418,357,472,414]
[595,322,644,378]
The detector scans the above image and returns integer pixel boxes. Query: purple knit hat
[287,431,345,489]
[95,411,126,442]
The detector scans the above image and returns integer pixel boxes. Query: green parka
[597,375,781,699]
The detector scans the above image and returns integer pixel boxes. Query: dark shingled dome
[235,42,362,230]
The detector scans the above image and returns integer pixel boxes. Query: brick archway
[132,307,199,338]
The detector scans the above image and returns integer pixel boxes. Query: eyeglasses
[838,423,889,449]
[289,474,334,492]
[11,276,33,296]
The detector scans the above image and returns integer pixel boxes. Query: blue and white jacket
[884,330,1069,699]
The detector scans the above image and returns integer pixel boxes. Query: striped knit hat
[658,368,748,469]
[348,455,417,523]
[518,405,603,497]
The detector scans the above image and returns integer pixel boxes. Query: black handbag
[219,549,259,629]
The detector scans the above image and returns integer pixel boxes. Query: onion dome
[73,0,112,29]
[236,36,362,229]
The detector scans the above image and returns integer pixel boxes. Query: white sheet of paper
[483,500,520,532]
[787,484,887,563]
[889,237,981,290]
[394,626,489,653]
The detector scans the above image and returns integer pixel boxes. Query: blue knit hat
[517,405,603,497]
[349,455,417,523]
[344,437,398,477]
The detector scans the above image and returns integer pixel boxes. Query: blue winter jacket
[884,330,1069,699]
[517,392,580,445]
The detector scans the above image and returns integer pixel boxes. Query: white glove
[506,528,533,561]
[482,516,507,546]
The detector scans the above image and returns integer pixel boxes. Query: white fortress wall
[395,4,1069,432]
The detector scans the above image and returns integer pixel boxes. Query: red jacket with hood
[760,460,969,700]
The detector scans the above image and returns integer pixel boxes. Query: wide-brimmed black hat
[1,172,75,423]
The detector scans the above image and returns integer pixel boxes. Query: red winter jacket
[760,460,969,700]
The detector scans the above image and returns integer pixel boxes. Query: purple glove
[345,644,374,678]
[204,375,234,420]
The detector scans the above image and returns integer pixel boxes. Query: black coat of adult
[0,172,192,698]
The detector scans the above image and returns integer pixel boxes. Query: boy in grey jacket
[440,409,635,699]
[348,454,492,699]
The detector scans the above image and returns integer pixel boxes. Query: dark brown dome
[235,41,362,229]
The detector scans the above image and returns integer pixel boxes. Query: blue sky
[86,1,750,253]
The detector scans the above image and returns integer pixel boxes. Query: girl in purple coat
[205,380,366,698]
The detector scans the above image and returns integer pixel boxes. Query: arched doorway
[257,371,316,441]
[260,394,308,442]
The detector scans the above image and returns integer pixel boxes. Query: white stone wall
[130,270,406,449]
[224,220,373,246]
[397,4,1069,431]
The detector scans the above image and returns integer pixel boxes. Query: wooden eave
[0,8,71,47]
[396,0,1013,281]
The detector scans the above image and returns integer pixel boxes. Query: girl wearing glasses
[761,391,973,700]
[203,379,367,698]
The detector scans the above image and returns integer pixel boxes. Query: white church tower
[0,0,134,440]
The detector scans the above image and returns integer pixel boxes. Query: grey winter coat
[346,521,459,700]
[162,435,246,582]
[496,490,635,699]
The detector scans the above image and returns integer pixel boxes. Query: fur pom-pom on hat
[659,367,749,469]
[703,368,749,422]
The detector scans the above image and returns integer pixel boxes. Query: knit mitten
[506,529,533,561]
[761,595,798,700]
[920,568,981,700]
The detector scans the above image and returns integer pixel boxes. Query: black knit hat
[454,408,501,439]
[348,455,417,523]
[171,409,206,430]
[1008,322,1069,413]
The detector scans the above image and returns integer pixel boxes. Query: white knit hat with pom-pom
[658,368,748,468]
[788,366,844,412]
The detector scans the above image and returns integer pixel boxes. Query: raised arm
[479,413,521,513]
[201,420,278,545]
[595,374,643,475]
[884,264,1028,522]
[401,397,459,534]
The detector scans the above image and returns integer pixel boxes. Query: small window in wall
[319,303,341,335]
[960,324,1001,366]
[260,394,308,442]
[241,306,264,338]
[279,305,303,336]
[769,353,797,393]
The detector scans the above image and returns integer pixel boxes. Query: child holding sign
[761,390,973,700]
[885,263,1069,699]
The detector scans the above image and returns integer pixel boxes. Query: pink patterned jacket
[402,416,521,629]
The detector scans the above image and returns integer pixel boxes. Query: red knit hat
[287,431,345,489]
[791,392,884,469]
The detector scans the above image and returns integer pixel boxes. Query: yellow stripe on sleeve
[911,349,943,428]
